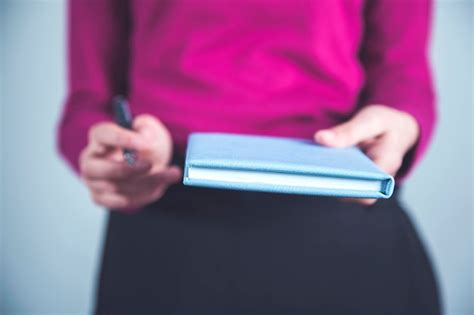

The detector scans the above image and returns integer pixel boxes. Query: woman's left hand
[314,104,419,205]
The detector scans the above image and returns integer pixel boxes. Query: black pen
[113,96,137,166]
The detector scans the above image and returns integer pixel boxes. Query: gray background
[0,0,472,314]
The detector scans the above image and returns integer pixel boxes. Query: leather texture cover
[183,133,395,198]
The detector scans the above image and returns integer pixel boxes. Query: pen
[113,96,137,166]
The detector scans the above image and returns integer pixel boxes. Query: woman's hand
[314,105,419,205]
[79,114,181,211]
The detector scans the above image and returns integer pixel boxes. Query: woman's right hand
[79,114,182,211]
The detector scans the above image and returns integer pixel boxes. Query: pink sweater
[58,0,436,179]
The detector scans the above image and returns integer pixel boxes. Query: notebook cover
[183,133,395,198]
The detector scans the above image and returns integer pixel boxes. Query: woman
[58,0,440,314]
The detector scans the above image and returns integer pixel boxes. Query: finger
[81,158,152,180]
[91,166,182,209]
[84,179,118,194]
[80,141,111,163]
[89,122,149,151]
[113,174,160,195]
[133,114,165,139]
[340,198,377,206]
[111,165,182,195]
[128,188,165,209]
[314,110,387,148]
[129,166,182,192]
[94,185,162,210]
[81,140,124,162]
[132,114,173,164]
[364,139,404,176]
[358,137,378,150]
[91,191,129,209]
[86,140,110,156]
[160,165,183,185]
[129,166,181,208]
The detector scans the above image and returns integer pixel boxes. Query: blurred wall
[402,2,473,314]
[0,0,472,314]
[1,1,105,314]
[0,0,5,312]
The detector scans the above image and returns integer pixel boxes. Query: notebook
[183,133,395,198]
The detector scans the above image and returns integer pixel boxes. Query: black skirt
[95,184,441,315]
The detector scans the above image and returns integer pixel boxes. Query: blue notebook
[183,133,395,198]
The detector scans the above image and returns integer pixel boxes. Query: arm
[314,0,436,204]
[358,0,436,178]
[58,0,180,210]
[57,0,131,173]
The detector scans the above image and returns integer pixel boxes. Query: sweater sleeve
[57,0,130,174]
[359,0,437,179]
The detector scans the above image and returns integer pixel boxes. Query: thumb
[133,114,165,141]
[314,110,386,148]
[132,114,173,165]
[162,165,183,185]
